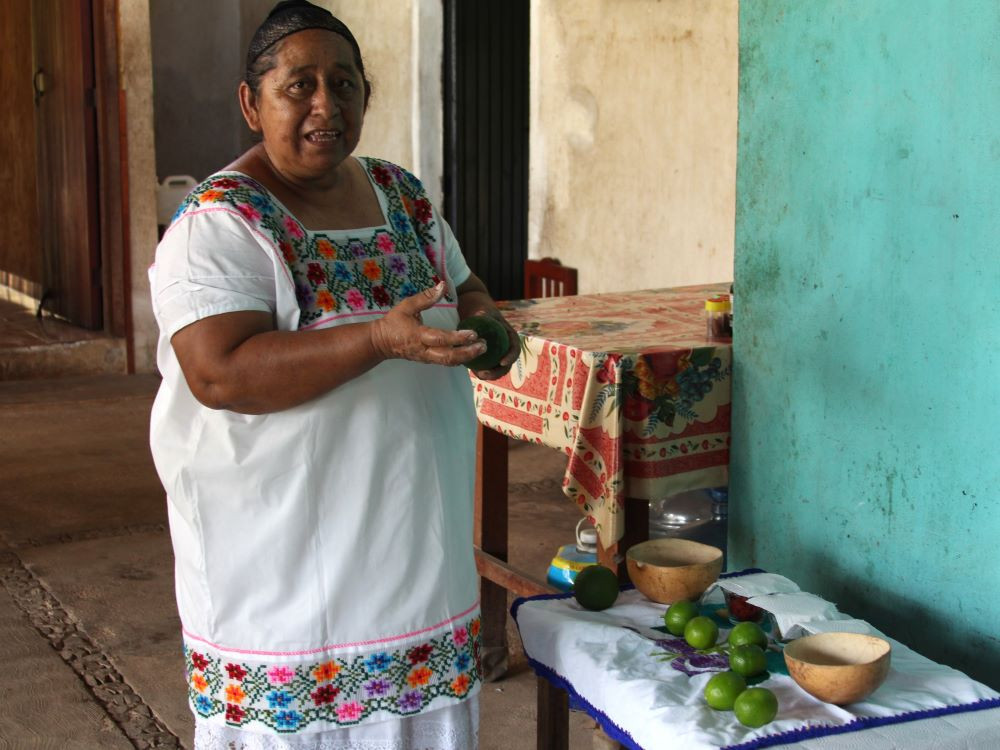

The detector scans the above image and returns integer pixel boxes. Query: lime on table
[729,644,768,678]
[683,616,720,649]
[663,600,699,636]
[733,687,779,728]
[728,621,768,650]
[457,315,509,370]
[572,564,619,611]
[703,671,747,711]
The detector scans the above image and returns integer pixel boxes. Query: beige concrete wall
[120,0,159,373]
[317,0,443,205]
[529,0,738,294]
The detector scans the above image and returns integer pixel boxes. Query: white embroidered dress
[149,158,481,749]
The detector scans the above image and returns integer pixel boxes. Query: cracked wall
[730,0,1000,688]
[529,0,739,293]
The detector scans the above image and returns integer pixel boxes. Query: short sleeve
[440,215,472,289]
[151,209,278,339]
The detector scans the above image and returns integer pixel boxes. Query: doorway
[442,0,530,302]
[0,0,129,378]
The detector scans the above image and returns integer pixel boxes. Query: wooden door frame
[91,0,132,369]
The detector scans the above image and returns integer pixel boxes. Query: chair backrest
[523,257,578,298]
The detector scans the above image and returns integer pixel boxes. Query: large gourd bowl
[625,539,723,604]
[783,632,892,705]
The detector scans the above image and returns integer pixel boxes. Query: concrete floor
[0,374,599,749]
[0,297,126,381]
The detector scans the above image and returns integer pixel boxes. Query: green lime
[729,644,768,678]
[733,687,779,728]
[572,564,619,611]
[457,316,509,370]
[703,671,747,711]
[663,600,699,636]
[728,621,768,650]
[683,616,719,650]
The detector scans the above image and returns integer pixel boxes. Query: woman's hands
[454,276,521,381]
[369,281,487,366]
[170,277,514,414]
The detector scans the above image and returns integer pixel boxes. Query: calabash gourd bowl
[783,632,892,705]
[625,538,723,604]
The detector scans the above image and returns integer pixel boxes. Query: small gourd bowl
[625,538,723,604]
[784,632,891,705]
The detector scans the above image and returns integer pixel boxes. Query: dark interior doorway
[442,0,529,302]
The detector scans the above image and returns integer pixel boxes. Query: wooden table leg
[536,676,569,750]
[474,423,510,681]
[596,497,650,583]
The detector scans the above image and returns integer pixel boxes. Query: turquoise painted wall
[731,1,1000,687]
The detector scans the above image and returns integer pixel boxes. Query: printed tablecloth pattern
[472,285,732,548]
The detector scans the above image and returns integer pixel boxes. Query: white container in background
[156,175,198,227]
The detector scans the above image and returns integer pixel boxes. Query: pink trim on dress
[161,206,297,290]
[181,599,480,657]
[299,304,459,331]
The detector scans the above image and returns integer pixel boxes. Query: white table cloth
[512,581,1000,750]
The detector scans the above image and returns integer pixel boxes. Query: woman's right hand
[369,282,486,366]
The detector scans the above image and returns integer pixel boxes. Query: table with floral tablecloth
[472,283,732,550]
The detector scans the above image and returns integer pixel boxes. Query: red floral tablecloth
[471,284,732,548]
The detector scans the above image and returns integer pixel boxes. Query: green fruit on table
[728,644,768,678]
[683,616,720,650]
[457,315,509,370]
[728,621,768,650]
[572,564,620,611]
[704,671,748,711]
[733,687,779,728]
[663,600,700,636]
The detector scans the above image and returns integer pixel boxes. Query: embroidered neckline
[169,158,453,328]
[211,157,391,236]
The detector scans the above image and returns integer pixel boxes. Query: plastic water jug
[546,518,598,592]
[156,175,198,227]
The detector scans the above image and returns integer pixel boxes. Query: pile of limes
[662,601,779,728]
[705,675,779,727]
[727,622,768,680]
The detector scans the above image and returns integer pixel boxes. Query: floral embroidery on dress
[184,615,482,732]
[170,158,452,329]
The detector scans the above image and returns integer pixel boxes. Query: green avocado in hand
[457,315,509,370]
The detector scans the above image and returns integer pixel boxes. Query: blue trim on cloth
[721,697,1000,750]
[509,569,766,619]
[720,568,766,578]
[510,568,1000,750]
[523,653,644,750]
[508,597,644,750]
[510,583,633,618]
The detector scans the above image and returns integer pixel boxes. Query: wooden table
[471,284,733,748]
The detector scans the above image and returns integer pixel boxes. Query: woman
[148,2,518,748]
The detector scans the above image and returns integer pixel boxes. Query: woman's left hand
[463,309,521,381]
[455,274,521,381]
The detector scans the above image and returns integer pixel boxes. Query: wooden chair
[523,257,578,298]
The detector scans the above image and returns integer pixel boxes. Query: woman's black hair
[245,0,370,97]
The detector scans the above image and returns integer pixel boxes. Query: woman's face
[243,28,369,183]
